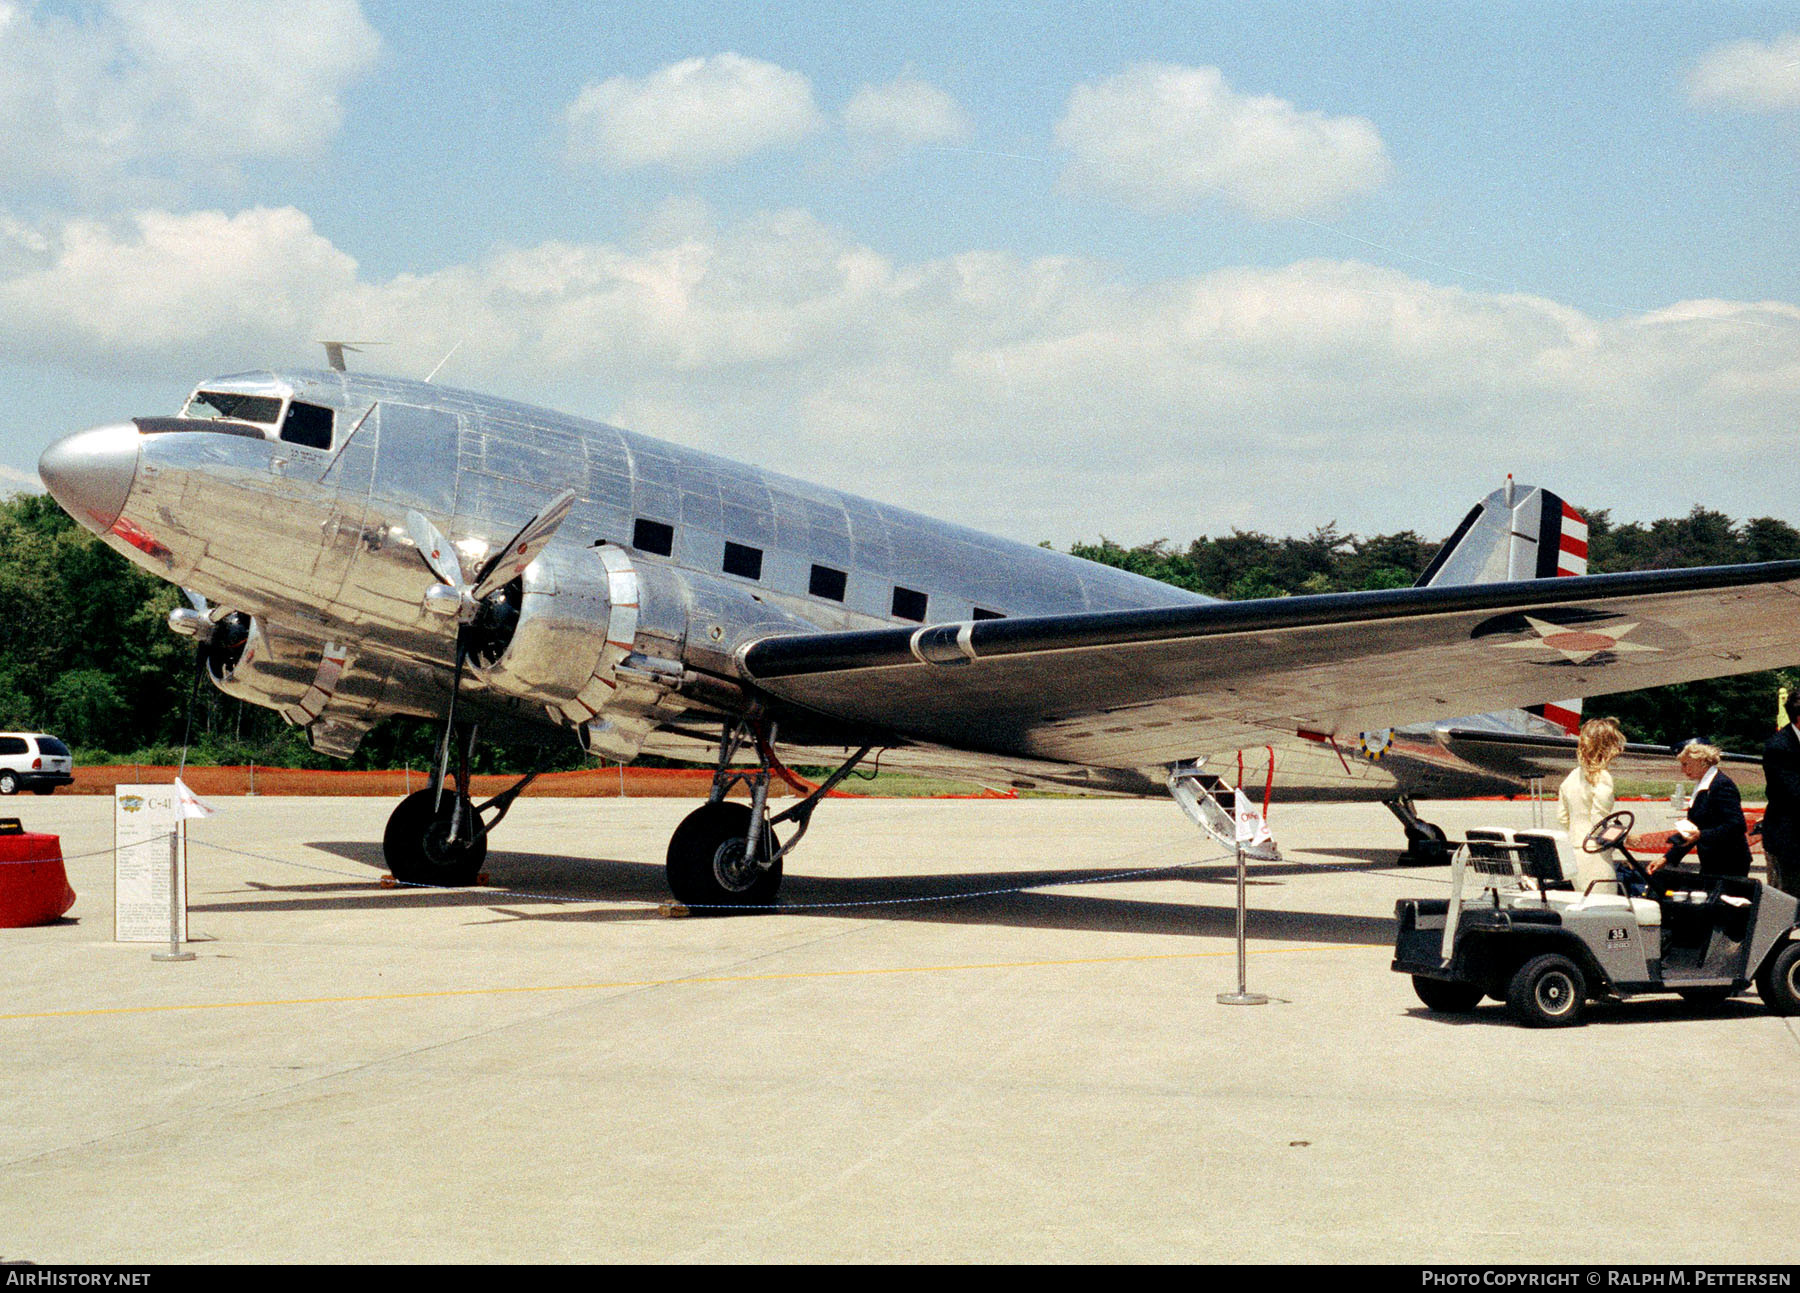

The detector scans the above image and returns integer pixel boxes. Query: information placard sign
[114,785,185,943]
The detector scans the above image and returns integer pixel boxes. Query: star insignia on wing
[1493,617,1662,664]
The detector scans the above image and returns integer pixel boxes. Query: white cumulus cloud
[0,206,359,374]
[3,204,1797,542]
[564,53,822,172]
[843,77,972,154]
[1687,32,1800,111]
[1054,63,1392,218]
[0,0,380,182]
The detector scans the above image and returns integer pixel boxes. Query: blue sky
[3,1,1797,544]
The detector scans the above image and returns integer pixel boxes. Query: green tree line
[2,490,1796,767]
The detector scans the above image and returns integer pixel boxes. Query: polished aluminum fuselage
[48,367,1531,797]
[79,370,1251,777]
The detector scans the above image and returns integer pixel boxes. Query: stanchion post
[151,822,194,963]
[1217,835,1267,1006]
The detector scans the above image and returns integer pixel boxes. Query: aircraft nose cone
[38,422,141,534]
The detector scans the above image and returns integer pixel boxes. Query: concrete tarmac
[1,795,1794,1264]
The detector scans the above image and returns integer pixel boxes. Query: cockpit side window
[280,401,334,450]
[184,391,283,425]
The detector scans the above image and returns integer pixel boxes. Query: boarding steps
[1167,763,1281,861]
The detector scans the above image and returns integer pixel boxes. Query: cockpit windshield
[183,391,283,425]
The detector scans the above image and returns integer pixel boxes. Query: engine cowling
[200,614,397,759]
[202,614,313,709]
[475,543,692,761]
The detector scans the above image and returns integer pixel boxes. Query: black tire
[1413,976,1482,1012]
[382,789,487,887]
[666,801,781,909]
[1506,953,1588,1027]
[32,787,54,796]
[1755,941,1800,1016]
[0,771,17,795]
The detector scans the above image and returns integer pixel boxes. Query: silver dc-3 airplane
[34,358,1800,905]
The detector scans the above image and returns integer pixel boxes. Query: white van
[0,733,75,795]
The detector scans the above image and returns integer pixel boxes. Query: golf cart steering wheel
[1583,809,1634,854]
[1584,810,1652,887]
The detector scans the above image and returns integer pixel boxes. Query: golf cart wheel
[1412,976,1482,1013]
[1755,942,1800,1016]
[1506,953,1588,1028]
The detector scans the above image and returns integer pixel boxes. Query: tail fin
[1418,478,1587,735]
[1415,477,1588,589]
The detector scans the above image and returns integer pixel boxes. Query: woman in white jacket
[1559,717,1626,892]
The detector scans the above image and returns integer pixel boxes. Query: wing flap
[740,562,1800,770]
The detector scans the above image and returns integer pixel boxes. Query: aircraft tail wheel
[666,801,781,910]
[383,788,488,887]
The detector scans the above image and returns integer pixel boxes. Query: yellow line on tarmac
[1,943,1389,1022]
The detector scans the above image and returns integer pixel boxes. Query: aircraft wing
[740,562,1800,770]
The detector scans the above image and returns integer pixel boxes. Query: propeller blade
[406,509,465,589]
[469,488,577,603]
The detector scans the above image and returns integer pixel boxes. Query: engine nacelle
[203,615,315,710]
[477,544,692,760]
[202,614,397,759]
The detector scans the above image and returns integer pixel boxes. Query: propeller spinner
[408,488,577,624]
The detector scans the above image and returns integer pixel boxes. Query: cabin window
[184,391,282,426]
[972,607,1006,620]
[723,542,763,580]
[633,518,674,556]
[280,401,334,450]
[809,564,847,602]
[891,586,928,622]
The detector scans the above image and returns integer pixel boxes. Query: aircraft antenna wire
[424,341,463,383]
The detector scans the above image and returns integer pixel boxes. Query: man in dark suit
[1651,742,1752,879]
[1763,719,1800,894]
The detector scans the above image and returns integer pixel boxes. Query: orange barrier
[1630,806,1766,856]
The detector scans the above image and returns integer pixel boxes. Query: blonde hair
[1678,741,1722,767]
[1577,717,1625,781]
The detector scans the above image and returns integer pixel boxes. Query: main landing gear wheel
[666,801,781,910]
[383,788,488,887]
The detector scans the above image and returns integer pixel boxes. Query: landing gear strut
[665,721,872,910]
[380,719,547,887]
[383,489,576,886]
[1385,796,1453,867]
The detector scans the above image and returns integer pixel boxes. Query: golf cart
[1392,811,1800,1027]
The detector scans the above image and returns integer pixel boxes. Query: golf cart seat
[1556,890,1663,927]
[1465,827,1660,926]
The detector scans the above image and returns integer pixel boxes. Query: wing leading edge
[739,562,1800,770]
